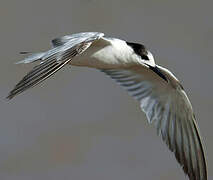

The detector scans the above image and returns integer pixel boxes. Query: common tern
[7,32,207,180]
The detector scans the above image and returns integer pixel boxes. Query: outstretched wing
[101,65,207,180]
[7,32,104,99]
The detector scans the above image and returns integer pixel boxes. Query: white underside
[69,37,141,69]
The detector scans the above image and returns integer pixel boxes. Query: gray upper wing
[101,66,207,180]
[7,32,104,99]
[51,32,104,48]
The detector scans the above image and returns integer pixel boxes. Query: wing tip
[6,94,14,101]
[6,89,17,100]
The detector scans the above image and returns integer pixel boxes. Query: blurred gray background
[0,0,212,179]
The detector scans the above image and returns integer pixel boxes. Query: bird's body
[70,37,139,68]
[8,32,207,180]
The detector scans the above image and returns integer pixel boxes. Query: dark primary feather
[19,51,33,55]
[101,67,207,180]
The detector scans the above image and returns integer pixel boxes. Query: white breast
[70,37,140,69]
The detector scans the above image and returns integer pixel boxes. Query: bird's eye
[141,55,149,60]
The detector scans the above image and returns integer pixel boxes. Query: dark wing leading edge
[7,32,104,99]
[101,66,207,180]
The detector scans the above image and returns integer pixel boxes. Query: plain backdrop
[0,0,212,179]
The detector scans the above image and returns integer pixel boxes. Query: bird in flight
[7,32,207,180]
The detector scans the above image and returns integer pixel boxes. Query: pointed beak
[147,64,168,82]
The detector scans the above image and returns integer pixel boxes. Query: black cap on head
[126,42,149,60]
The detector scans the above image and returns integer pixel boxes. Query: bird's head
[126,42,155,67]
